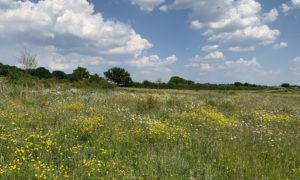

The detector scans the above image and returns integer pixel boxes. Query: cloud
[185,63,212,71]
[0,0,152,71]
[186,56,279,84]
[262,8,279,23]
[105,34,153,57]
[293,56,300,63]
[193,51,225,62]
[129,54,177,81]
[186,50,226,71]
[187,57,258,71]
[191,51,225,63]
[228,46,255,52]
[281,3,292,13]
[281,0,300,13]
[207,25,280,45]
[129,54,177,69]
[224,58,259,68]
[168,0,280,49]
[159,4,168,12]
[273,42,288,49]
[17,45,119,72]
[201,45,219,52]
[129,0,165,12]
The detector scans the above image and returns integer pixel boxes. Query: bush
[281,83,291,88]
[52,70,68,80]
[71,67,90,81]
[89,74,104,83]
[28,67,52,79]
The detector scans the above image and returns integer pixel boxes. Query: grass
[0,79,299,179]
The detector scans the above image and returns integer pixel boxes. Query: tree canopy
[71,67,90,81]
[168,76,194,85]
[52,70,68,80]
[104,67,133,87]
[28,67,52,79]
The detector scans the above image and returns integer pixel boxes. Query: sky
[0,0,300,85]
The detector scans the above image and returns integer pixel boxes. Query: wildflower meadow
[0,79,299,179]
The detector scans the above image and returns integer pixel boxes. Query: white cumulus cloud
[129,54,177,68]
[224,58,259,68]
[273,42,288,49]
[201,45,220,52]
[228,46,256,52]
[0,0,153,71]
[192,51,225,62]
[168,0,280,50]
[281,0,300,13]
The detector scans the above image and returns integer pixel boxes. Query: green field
[0,80,299,179]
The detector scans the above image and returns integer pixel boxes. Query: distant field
[0,81,299,179]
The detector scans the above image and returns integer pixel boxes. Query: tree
[7,67,23,84]
[234,82,243,86]
[168,76,188,85]
[187,80,195,85]
[89,73,104,83]
[71,67,90,81]
[104,67,133,87]
[17,48,38,70]
[52,70,67,80]
[281,83,290,88]
[29,67,52,79]
[0,64,9,76]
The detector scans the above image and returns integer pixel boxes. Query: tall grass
[0,80,299,179]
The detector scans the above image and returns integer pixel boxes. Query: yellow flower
[181,105,238,127]
[63,102,84,111]
[252,110,291,122]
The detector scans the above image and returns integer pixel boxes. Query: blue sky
[0,0,300,85]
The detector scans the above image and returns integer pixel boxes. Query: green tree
[52,70,67,80]
[0,64,9,76]
[168,76,188,85]
[29,67,52,79]
[89,73,104,83]
[7,67,23,83]
[234,82,243,86]
[71,67,90,81]
[104,67,133,87]
[281,83,290,88]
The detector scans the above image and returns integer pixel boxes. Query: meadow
[0,79,299,179]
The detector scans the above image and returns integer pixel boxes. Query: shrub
[71,67,90,81]
[281,83,290,88]
[52,70,68,80]
[28,67,52,79]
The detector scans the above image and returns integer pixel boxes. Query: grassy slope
[0,80,299,179]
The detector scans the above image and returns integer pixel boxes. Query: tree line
[0,47,297,90]
[2,61,297,90]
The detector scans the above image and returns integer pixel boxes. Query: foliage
[71,67,90,81]
[7,67,23,83]
[28,67,52,79]
[168,76,194,85]
[281,83,291,88]
[52,70,68,80]
[89,73,103,83]
[0,61,298,90]
[104,67,133,87]
[0,64,11,76]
